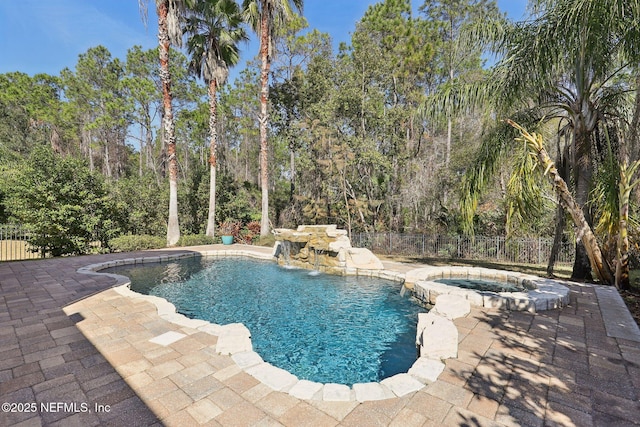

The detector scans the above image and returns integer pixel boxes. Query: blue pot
[221,235,234,245]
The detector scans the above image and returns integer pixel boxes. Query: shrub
[111,174,168,236]
[238,220,261,244]
[4,146,122,256]
[218,220,241,236]
[178,234,213,247]
[109,235,166,252]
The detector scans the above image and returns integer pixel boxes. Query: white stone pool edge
[405,266,571,312]
[77,248,570,403]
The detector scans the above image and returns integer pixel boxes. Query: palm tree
[184,0,247,237]
[243,0,303,236]
[454,0,640,281]
[139,0,192,246]
[508,120,615,284]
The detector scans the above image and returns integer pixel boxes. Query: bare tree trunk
[548,143,569,276]
[244,134,249,182]
[158,0,180,246]
[446,117,452,167]
[547,149,611,283]
[615,161,640,290]
[509,120,614,285]
[547,203,565,277]
[617,186,631,290]
[83,125,95,172]
[346,179,367,232]
[206,79,218,237]
[88,142,94,172]
[361,62,366,138]
[104,142,112,178]
[572,119,595,280]
[341,171,352,239]
[446,17,454,168]
[160,132,166,179]
[259,6,271,236]
[50,127,62,154]
[139,124,144,177]
[145,110,154,172]
[289,147,295,202]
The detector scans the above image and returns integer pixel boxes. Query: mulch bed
[621,288,640,328]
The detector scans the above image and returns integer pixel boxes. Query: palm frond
[185,0,247,85]
[505,143,548,236]
[460,111,547,235]
[167,0,189,47]
[242,0,303,39]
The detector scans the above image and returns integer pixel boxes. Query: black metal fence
[0,225,41,261]
[2,223,575,266]
[351,233,574,266]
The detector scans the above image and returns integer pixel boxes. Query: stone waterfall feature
[272,225,384,275]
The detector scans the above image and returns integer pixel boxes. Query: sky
[0,0,528,78]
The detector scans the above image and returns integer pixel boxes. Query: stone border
[75,248,468,402]
[405,266,570,312]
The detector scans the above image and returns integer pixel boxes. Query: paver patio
[1,245,639,426]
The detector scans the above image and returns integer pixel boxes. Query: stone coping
[405,266,570,312]
[76,248,457,403]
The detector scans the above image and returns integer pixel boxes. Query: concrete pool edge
[74,247,574,405]
[5,248,638,426]
[75,246,454,403]
[405,266,571,312]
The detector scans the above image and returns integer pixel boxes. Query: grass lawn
[378,254,573,278]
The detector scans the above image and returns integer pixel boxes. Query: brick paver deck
[1,246,639,426]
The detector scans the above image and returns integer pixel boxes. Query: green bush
[110,174,168,236]
[4,146,122,256]
[109,235,166,252]
[178,234,213,247]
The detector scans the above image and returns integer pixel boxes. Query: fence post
[538,237,542,265]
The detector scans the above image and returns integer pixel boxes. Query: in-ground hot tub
[404,266,570,312]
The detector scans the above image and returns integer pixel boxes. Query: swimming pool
[104,257,423,386]
[434,278,525,293]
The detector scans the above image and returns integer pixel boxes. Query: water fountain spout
[282,241,291,266]
[314,248,320,271]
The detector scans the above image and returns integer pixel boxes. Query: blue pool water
[104,257,422,385]
[435,278,524,293]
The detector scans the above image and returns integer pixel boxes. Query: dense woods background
[0,1,499,238]
[2,0,640,289]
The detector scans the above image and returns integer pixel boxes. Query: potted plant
[218,220,239,245]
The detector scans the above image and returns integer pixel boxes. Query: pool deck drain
[1,245,639,426]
